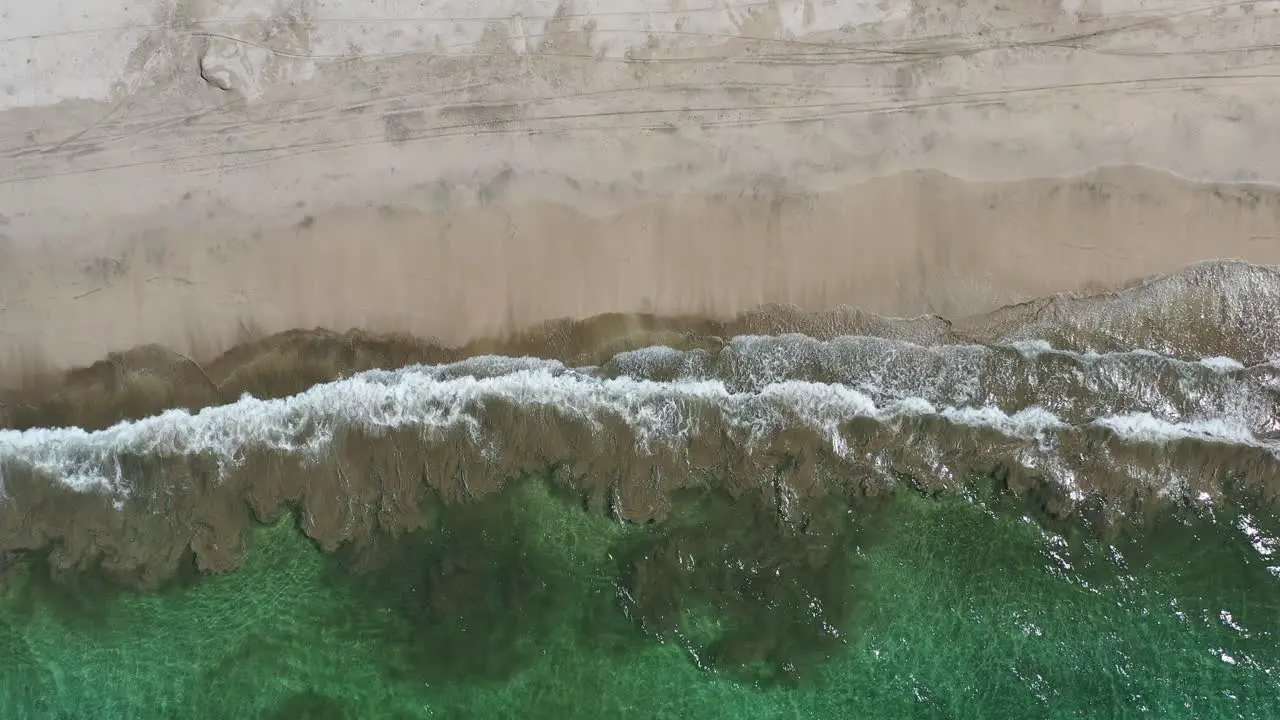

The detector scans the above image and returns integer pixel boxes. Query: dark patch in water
[4,545,204,627]
[263,690,353,720]
[318,479,885,687]
[614,488,872,687]
[323,482,630,685]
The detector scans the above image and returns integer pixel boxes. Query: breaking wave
[3,340,1279,495]
[1,259,1279,588]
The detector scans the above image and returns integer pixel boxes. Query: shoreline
[4,257,1278,431]
[5,1,1280,712]
[5,167,1280,382]
[5,0,1280,602]
[1,258,1279,593]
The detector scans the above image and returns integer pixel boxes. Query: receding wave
[0,260,1278,592]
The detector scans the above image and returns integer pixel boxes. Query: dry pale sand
[3,0,1280,382]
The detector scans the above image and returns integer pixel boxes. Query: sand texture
[4,0,1280,376]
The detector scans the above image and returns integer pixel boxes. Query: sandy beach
[3,0,1280,381]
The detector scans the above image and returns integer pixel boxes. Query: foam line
[3,352,1276,496]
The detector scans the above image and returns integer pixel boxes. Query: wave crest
[2,260,1280,589]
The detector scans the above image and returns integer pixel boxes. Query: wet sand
[3,167,1280,384]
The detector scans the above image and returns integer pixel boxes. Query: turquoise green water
[2,477,1278,719]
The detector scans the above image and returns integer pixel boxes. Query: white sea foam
[1092,414,1263,447]
[1199,356,1247,373]
[2,351,1277,498]
[637,334,1275,435]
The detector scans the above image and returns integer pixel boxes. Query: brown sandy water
[1,257,1278,583]
[1,259,1279,718]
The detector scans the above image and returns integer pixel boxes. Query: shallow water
[2,480,1278,718]
[2,261,1280,718]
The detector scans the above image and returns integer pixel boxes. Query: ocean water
[1,261,1279,718]
[3,480,1280,719]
